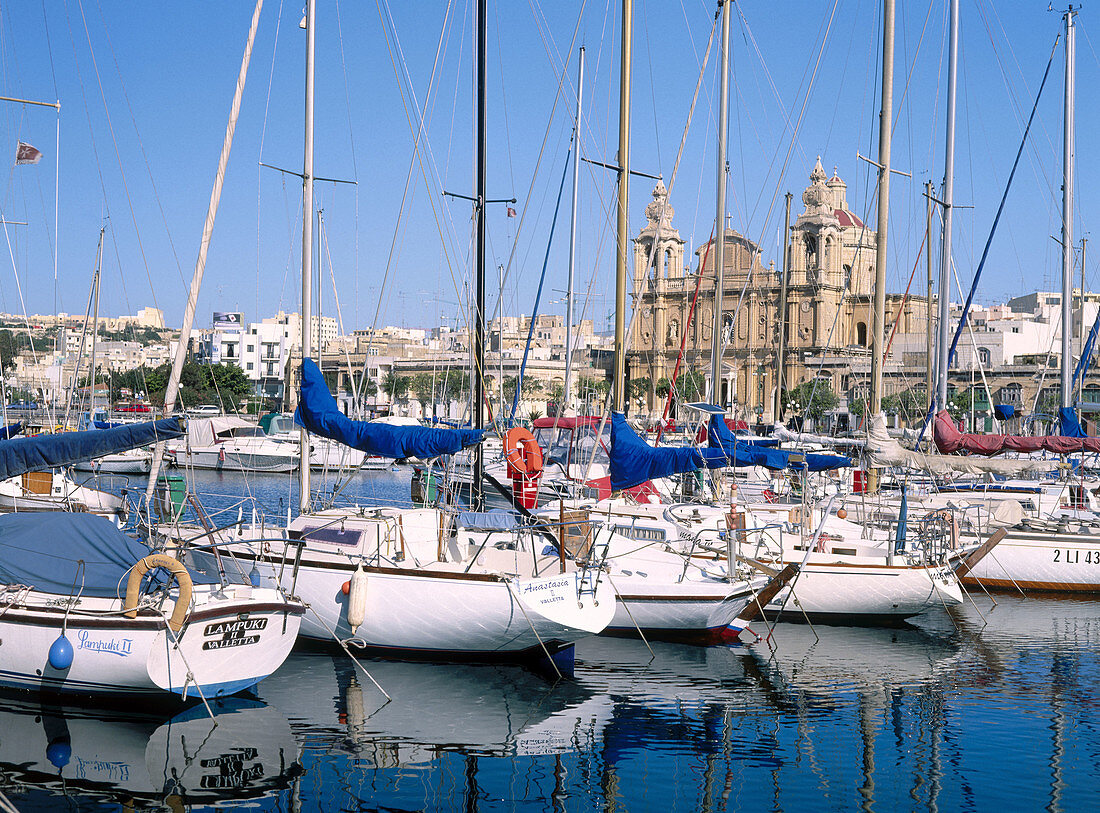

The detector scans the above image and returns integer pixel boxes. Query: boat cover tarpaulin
[866,413,1057,475]
[0,512,217,598]
[295,358,482,459]
[993,404,1015,421]
[610,413,705,490]
[0,422,23,440]
[708,415,850,471]
[934,409,1100,454]
[1059,407,1086,438]
[0,418,183,481]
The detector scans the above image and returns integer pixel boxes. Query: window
[999,384,1021,404]
[977,347,991,365]
[247,344,254,353]
[856,322,867,347]
[246,362,254,371]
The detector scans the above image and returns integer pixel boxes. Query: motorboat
[166,416,299,473]
[0,511,305,698]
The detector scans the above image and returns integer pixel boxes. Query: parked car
[186,404,221,416]
[116,402,153,413]
[5,401,38,411]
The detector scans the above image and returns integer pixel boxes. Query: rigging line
[486,0,588,300]
[949,252,997,431]
[891,0,934,132]
[257,0,286,329]
[920,32,1061,441]
[492,0,517,198]
[716,0,841,399]
[974,0,1058,206]
[378,0,467,265]
[510,146,571,422]
[639,0,662,167]
[578,10,720,477]
[367,0,464,341]
[334,0,362,328]
[738,0,840,285]
[88,0,185,298]
[72,0,166,312]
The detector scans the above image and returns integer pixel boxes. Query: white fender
[347,565,368,633]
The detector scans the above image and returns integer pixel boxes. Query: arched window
[856,322,867,347]
[977,347,991,366]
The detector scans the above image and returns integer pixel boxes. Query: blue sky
[0,1,1092,334]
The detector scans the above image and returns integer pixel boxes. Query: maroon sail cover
[933,409,1100,455]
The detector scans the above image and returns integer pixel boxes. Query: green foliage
[527,408,544,422]
[576,375,610,401]
[783,380,839,420]
[111,362,252,410]
[0,330,33,375]
[626,377,650,403]
[881,387,929,420]
[502,375,542,403]
[381,371,411,401]
[946,388,974,422]
[654,371,704,401]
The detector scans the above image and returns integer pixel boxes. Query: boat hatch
[298,526,363,546]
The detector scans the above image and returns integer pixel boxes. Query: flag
[15,142,42,165]
[506,206,516,218]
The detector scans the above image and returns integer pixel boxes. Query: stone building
[628,159,931,420]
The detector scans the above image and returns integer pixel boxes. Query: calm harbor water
[3,468,1099,810]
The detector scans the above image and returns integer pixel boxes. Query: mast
[1061,6,1076,409]
[612,0,632,413]
[564,46,585,415]
[935,0,959,411]
[1081,237,1088,359]
[710,0,731,407]
[143,0,264,509]
[299,0,316,513]
[774,191,792,421]
[472,0,487,508]
[88,228,104,413]
[868,0,894,421]
[925,180,934,404]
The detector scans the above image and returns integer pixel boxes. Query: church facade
[627,158,931,420]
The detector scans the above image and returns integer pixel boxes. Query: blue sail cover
[0,422,23,440]
[610,413,703,491]
[993,404,1015,421]
[1059,407,1087,438]
[294,359,483,459]
[708,415,851,471]
[0,512,217,598]
[0,418,183,481]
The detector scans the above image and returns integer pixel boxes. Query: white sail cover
[864,414,1058,476]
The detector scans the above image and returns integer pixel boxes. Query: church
[627,158,930,420]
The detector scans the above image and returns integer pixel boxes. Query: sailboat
[867,7,1100,592]
[161,0,616,675]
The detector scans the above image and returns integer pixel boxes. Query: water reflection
[0,694,300,810]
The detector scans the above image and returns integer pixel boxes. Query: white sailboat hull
[0,584,303,698]
[958,528,1100,592]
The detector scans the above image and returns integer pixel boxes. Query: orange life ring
[504,428,543,477]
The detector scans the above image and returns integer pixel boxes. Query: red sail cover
[933,409,1100,455]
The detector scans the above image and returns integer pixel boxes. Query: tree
[381,371,410,402]
[783,380,839,420]
[411,373,436,413]
[626,376,650,404]
[654,371,704,402]
[881,387,929,421]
